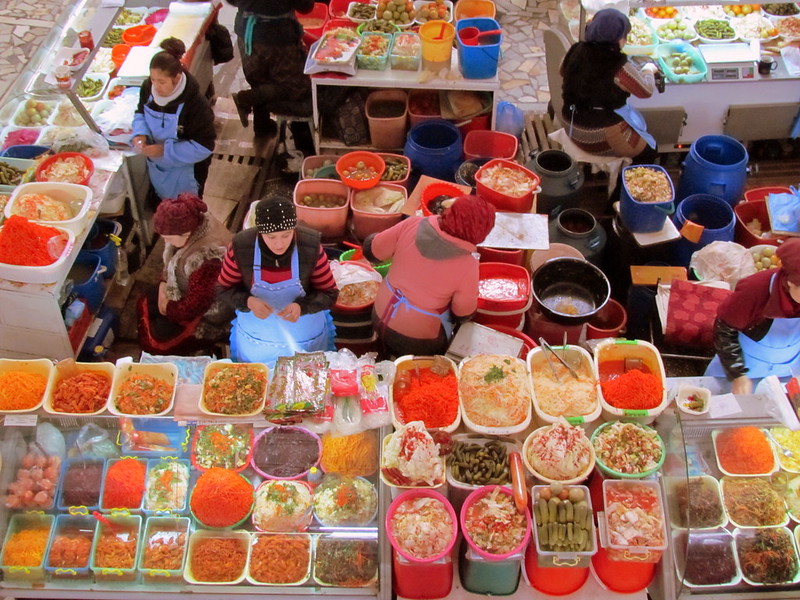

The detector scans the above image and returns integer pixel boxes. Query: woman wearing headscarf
[137,193,232,354]
[216,196,338,364]
[560,8,658,162]
[707,239,800,394]
[363,195,496,357]
[131,37,216,202]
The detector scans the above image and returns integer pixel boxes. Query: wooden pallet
[521,111,560,160]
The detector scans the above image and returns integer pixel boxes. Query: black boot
[231,90,253,127]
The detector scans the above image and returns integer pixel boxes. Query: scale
[699,43,757,81]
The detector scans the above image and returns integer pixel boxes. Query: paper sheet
[479,212,549,250]
[708,393,742,418]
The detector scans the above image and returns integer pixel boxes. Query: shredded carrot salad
[0,371,48,410]
[102,458,146,509]
[48,533,93,568]
[52,371,111,413]
[600,369,662,410]
[190,468,253,528]
[115,373,172,415]
[142,530,186,570]
[94,529,137,569]
[716,427,775,474]
[249,534,310,584]
[320,431,379,477]
[190,537,247,582]
[3,527,50,566]
[394,368,459,429]
[202,364,267,415]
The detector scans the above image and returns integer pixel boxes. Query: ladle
[459,27,502,45]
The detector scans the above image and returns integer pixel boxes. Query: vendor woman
[707,239,800,394]
[216,197,338,364]
[131,37,216,202]
[560,8,658,162]
[363,195,496,358]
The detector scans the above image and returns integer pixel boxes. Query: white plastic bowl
[44,361,114,416]
[0,358,54,413]
[107,362,177,417]
[76,72,110,104]
[6,181,92,236]
[0,222,75,284]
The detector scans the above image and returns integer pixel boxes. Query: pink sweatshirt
[370,215,480,341]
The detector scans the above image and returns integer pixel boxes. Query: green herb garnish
[484,365,506,384]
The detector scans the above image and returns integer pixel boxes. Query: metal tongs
[539,337,562,382]
[539,337,580,380]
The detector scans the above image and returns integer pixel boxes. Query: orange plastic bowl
[35,152,94,186]
[122,24,157,46]
[111,44,132,69]
[336,151,385,190]
[420,182,464,216]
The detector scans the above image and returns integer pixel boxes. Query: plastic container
[247,532,312,585]
[391,355,460,432]
[407,90,441,125]
[330,0,365,18]
[623,18,658,56]
[390,31,421,70]
[136,516,190,582]
[340,247,391,276]
[82,218,121,277]
[35,152,94,186]
[475,158,541,212]
[0,156,34,194]
[251,426,322,480]
[619,164,675,233]
[527,344,600,426]
[531,484,595,567]
[68,251,105,311]
[346,0,377,21]
[122,24,157,46]
[191,424,253,473]
[189,473,254,530]
[183,529,250,585]
[323,16,359,32]
[111,44,131,70]
[44,361,113,416]
[587,298,628,339]
[100,457,147,513]
[298,2,329,43]
[336,151,385,189]
[595,338,669,424]
[301,154,339,179]
[11,101,56,128]
[90,514,141,581]
[420,181,463,216]
[523,542,590,595]
[380,433,447,498]
[313,534,379,587]
[666,475,727,530]
[591,421,666,478]
[293,178,350,239]
[522,424,595,484]
[107,361,178,417]
[446,434,517,512]
[590,544,656,592]
[713,429,778,478]
[6,180,92,234]
[413,0,454,23]
[463,129,518,161]
[477,262,530,313]
[461,485,531,559]
[387,489,457,599]
[357,31,393,70]
[672,193,736,267]
[313,476,378,527]
[418,20,455,70]
[253,479,314,532]
[455,0,496,20]
[672,529,742,589]
[0,220,74,283]
[1,144,49,159]
[198,361,268,418]
[456,18,502,79]
[404,119,463,180]
[45,514,97,580]
[676,134,749,204]
[1,513,54,581]
[656,41,708,83]
[744,185,793,202]
[734,526,800,586]
[365,89,407,149]
[142,459,191,516]
[675,384,711,415]
[0,127,44,153]
[378,152,411,188]
[57,457,105,513]
[734,199,784,247]
[599,479,668,563]
[0,357,54,413]
[76,72,110,102]
[350,182,406,240]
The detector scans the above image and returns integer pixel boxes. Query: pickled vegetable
[696,19,736,40]
[76,76,104,99]
[298,193,347,208]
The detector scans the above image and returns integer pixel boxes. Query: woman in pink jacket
[363,195,496,357]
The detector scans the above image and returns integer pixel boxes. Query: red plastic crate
[743,186,792,203]
[734,199,785,247]
[475,158,541,213]
[463,130,518,161]
[477,262,531,312]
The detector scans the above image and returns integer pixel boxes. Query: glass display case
[652,394,800,600]
[0,414,391,599]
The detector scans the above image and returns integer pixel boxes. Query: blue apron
[230,240,334,365]
[706,273,800,379]
[615,103,657,150]
[143,99,198,200]
[382,276,454,338]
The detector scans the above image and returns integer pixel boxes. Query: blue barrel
[82,219,121,278]
[456,18,502,79]
[672,194,735,267]
[619,165,675,233]
[404,120,463,181]
[69,251,106,312]
[676,135,748,205]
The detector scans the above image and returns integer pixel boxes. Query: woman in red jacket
[363,195,496,357]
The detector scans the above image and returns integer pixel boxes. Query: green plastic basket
[340,248,391,277]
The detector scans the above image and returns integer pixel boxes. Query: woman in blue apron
[131,38,216,202]
[560,8,658,164]
[217,197,337,365]
[707,239,800,394]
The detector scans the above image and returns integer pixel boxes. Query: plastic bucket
[525,304,584,345]
[456,18,501,79]
[586,298,627,339]
[404,120,463,181]
[293,179,351,240]
[478,247,524,265]
[419,21,456,71]
[672,193,736,267]
[454,0,496,20]
[676,134,749,205]
[408,90,441,126]
[365,90,408,150]
[734,199,784,247]
[82,218,121,278]
[619,165,675,233]
[350,183,406,240]
[111,44,131,70]
[463,129,518,161]
[1,144,50,159]
[70,251,106,312]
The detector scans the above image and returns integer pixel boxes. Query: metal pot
[531,257,610,325]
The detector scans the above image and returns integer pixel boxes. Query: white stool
[548,128,632,198]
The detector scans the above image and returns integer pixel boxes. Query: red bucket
[478,247,524,266]
[475,158,541,213]
[463,130,518,161]
[586,298,627,340]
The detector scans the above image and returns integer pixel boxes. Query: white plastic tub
[183,529,250,585]
[107,362,177,417]
[380,433,447,499]
[391,354,460,432]
[6,181,92,235]
[447,434,517,511]
[0,220,75,283]
[0,358,54,413]
[198,361,268,418]
[672,529,742,589]
[44,361,114,416]
[666,474,727,530]
[599,479,668,563]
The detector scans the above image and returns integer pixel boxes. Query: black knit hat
[255,196,297,234]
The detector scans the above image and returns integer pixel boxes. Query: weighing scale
[699,43,757,81]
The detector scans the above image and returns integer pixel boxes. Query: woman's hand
[157,282,169,316]
[142,143,165,158]
[277,302,301,323]
[132,135,147,153]
[247,296,273,319]
[731,375,753,395]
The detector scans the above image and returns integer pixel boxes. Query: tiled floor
[0,0,556,112]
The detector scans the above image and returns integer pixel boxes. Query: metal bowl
[531,257,610,324]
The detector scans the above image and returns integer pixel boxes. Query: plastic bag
[265,352,329,423]
[495,100,525,138]
[328,348,363,436]
[35,422,66,460]
[74,423,119,458]
[140,351,213,384]
[49,127,110,158]
[689,240,756,288]
[330,260,383,287]
[94,94,138,139]
[360,357,393,430]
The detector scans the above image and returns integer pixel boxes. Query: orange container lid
[590,545,655,593]
[523,544,589,596]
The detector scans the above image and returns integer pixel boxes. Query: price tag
[4,414,38,427]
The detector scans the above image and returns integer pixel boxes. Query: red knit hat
[777,239,800,285]
[439,195,496,245]
[153,193,207,235]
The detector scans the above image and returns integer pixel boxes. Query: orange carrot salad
[52,371,111,413]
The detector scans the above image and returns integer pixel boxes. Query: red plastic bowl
[475,158,541,213]
[122,24,157,46]
[420,181,464,216]
[387,489,457,562]
[336,151,385,190]
[35,152,94,186]
[477,262,531,313]
[591,545,655,593]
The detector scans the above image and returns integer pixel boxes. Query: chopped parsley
[484,365,506,384]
